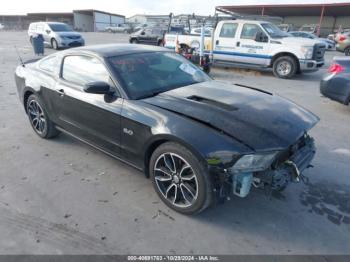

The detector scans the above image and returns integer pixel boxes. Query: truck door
[213,22,239,63]
[235,23,271,66]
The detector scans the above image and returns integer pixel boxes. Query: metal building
[0,9,125,31]
[73,10,125,32]
[216,3,350,36]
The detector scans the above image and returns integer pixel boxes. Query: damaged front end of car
[212,134,316,201]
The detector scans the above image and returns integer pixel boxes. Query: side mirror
[84,81,111,94]
[46,30,51,34]
[141,31,145,35]
[255,32,268,43]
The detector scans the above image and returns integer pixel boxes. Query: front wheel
[150,142,213,215]
[130,38,138,44]
[273,56,297,79]
[26,94,60,139]
[51,38,59,50]
[345,47,350,56]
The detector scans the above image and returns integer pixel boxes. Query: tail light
[328,63,344,74]
[339,35,346,41]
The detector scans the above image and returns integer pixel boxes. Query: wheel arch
[143,134,206,178]
[23,87,36,113]
[270,52,300,71]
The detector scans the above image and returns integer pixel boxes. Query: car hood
[142,80,319,151]
[280,36,320,46]
[55,31,81,37]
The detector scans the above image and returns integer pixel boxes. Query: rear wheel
[273,56,297,79]
[150,142,213,215]
[345,47,350,56]
[157,39,163,46]
[130,38,138,44]
[26,94,59,139]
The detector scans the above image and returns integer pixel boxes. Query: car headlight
[60,36,68,40]
[300,46,314,59]
[231,152,278,173]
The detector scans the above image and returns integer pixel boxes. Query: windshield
[261,23,290,38]
[108,52,211,99]
[49,23,73,32]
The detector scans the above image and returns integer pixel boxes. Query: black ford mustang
[15,44,319,214]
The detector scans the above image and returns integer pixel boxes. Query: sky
[2,0,350,17]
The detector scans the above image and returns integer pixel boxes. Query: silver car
[28,22,85,50]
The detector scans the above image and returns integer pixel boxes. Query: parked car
[333,29,350,42]
[15,44,319,214]
[335,32,350,55]
[320,57,350,105]
[28,22,84,50]
[190,27,212,36]
[164,19,326,79]
[289,31,335,50]
[277,23,295,32]
[105,24,131,34]
[129,28,166,46]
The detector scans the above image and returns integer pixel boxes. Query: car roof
[68,44,169,58]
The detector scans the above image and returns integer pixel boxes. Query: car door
[142,28,153,43]
[234,23,271,66]
[213,22,239,63]
[52,54,123,156]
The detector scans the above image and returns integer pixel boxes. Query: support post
[261,7,265,16]
[317,5,325,36]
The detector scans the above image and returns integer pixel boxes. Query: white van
[28,22,84,50]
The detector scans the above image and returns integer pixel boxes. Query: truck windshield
[108,52,211,99]
[49,24,73,32]
[261,23,290,38]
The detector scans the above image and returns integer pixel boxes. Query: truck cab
[213,20,325,78]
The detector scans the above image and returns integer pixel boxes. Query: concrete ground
[0,31,349,255]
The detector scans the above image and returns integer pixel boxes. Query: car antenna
[14,45,25,67]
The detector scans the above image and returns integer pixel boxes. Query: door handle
[56,89,65,96]
[236,41,240,47]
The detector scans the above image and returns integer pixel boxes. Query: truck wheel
[130,38,138,44]
[345,47,350,56]
[273,56,297,79]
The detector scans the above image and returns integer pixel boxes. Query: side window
[145,29,152,35]
[241,24,264,40]
[219,23,238,38]
[36,24,44,32]
[39,56,58,73]
[62,56,110,85]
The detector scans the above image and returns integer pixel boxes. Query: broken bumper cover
[232,135,316,197]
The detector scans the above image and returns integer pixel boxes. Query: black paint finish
[15,44,319,177]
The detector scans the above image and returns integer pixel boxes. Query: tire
[149,142,213,215]
[130,38,138,44]
[51,38,59,50]
[272,56,297,79]
[26,94,60,139]
[157,39,163,46]
[345,47,350,56]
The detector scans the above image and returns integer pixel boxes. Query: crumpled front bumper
[232,135,316,197]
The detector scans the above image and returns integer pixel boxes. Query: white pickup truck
[164,19,326,78]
